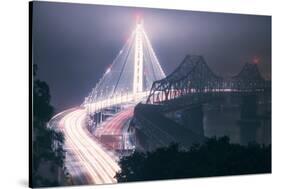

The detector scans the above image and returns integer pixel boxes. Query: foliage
[32,64,65,187]
[116,136,271,182]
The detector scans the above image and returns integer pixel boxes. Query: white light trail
[59,109,120,185]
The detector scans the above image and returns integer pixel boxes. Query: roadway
[57,108,120,185]
[94,107,134,150]
[95,107,134,136]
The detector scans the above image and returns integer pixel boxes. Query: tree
[32,64,65,187]
[116,136,271,182]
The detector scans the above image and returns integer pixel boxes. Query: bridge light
[105,65,112,74]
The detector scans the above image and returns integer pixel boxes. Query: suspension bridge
[49,18,270,185]
[83,18,165,114]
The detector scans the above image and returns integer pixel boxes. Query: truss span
[147,55,270,104]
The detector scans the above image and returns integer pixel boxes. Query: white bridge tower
[133,19,144,95]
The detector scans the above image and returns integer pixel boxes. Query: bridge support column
[181,104,204,136]
[238,95,260,145]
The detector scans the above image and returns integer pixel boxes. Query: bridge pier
[238,94,271,145]
[133,103,206,152]
[177,104,204,136]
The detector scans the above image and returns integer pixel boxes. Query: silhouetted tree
[116,136,271,182]
[32,64,65,187]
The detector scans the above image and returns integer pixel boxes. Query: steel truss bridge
[146,55,270,105]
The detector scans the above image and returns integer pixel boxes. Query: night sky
[32,1,271,112]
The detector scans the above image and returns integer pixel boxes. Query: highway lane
[58,108,120,185]
[95,107,134,137]
[94,107,134,150]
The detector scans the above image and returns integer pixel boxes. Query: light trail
[95,107,134,137]
[94,107,134,151]
[58,108,120,185]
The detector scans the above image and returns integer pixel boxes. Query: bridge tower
[84,17,166,114]
[133,18,144,95]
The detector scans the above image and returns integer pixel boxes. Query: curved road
[94,107,134,150]
[57,108,120,185]
[95,107,134,136]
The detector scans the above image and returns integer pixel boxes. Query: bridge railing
[83,91,150,115]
